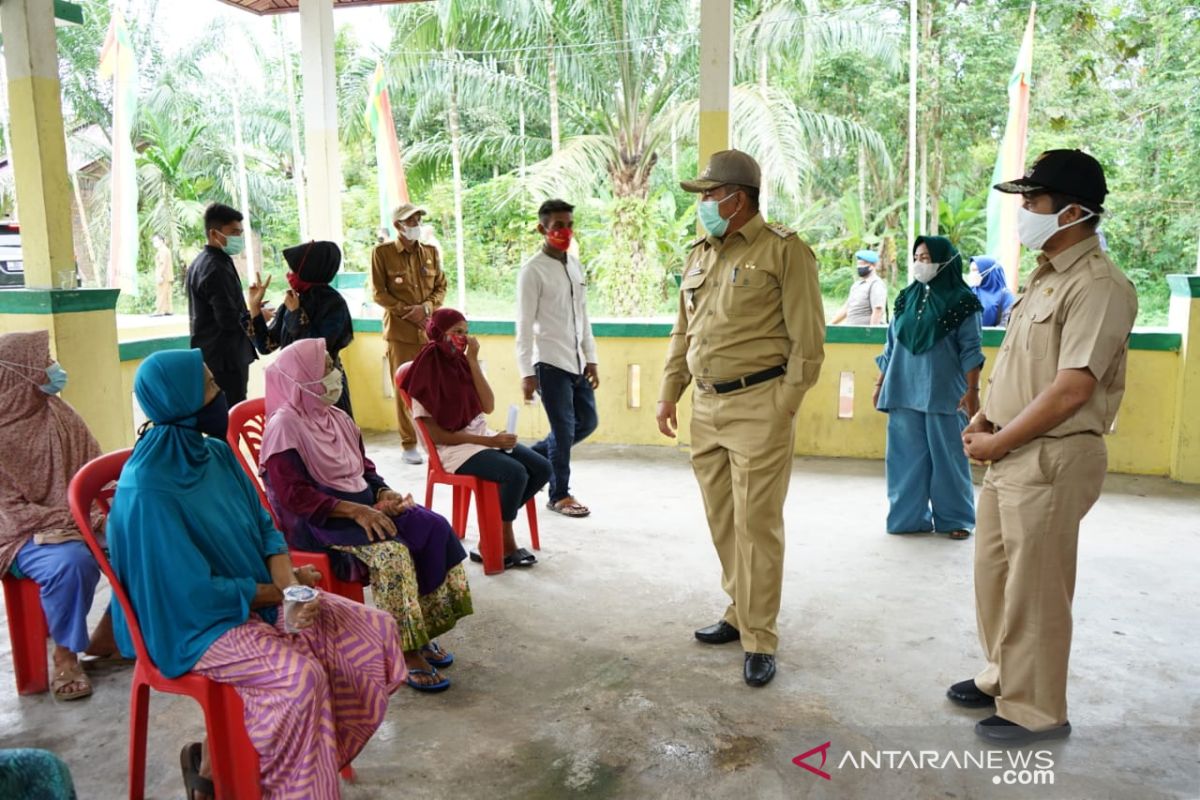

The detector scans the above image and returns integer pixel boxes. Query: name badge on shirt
[686,267,703,277]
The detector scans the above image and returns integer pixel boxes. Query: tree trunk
[230,76,256,281]
[69,168,98,287]
[758,47,770,218]
[278,19,309,241]
[606,153,658,315]
[546,20,561,154]
[448,66,468,311]
[515,57,527,179]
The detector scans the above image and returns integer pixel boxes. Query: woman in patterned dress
[260,338,473,694]
[108,349,405,800]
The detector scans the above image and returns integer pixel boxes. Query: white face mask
[1016,205,1095,251]
[912,260,943,284]
[320,368,344,406]
[965,271,983,288]
[401,223,435,245]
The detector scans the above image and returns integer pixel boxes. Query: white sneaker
[402,448,424,465]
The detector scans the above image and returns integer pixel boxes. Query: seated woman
[873,236,984,540]
[0,330,122,702]
[399,309,551,569]
[966,255,1016,327]
[108,349,405,800]
[261,339,472,693]
[250,240,355,416]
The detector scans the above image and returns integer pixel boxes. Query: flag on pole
[365,62,410,234]
[986,3,1036,292]
[98,7,139,293]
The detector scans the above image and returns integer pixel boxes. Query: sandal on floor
[504,548,537,569]
[80,652,135,670]
[547,498,590,517]
[421,640,454,668]
[179,742,215,800]
[468,549,538,569]
[406,668,451,693]
[948,529,971,540]
[51,663,92,701]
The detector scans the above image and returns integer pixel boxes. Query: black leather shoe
[743,653,776,687]
[975,715,1071,745]
[947,678,996,708]
[694,620,740,645]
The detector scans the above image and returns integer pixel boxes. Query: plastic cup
[283,585,318,633]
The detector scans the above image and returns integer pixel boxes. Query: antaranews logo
[793,742,1055,786]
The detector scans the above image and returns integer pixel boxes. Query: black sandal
[180,742,215,800]
[504,548,537,569]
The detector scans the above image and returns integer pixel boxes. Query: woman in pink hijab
[260,339,472,693]
[0,330,124,701]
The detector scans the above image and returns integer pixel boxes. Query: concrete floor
[2,438,1198,800]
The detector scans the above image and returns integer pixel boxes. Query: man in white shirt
[830,249,887,325]
[515,199,599,518]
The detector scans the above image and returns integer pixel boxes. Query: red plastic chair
[394,363,540,576]
[69,449,260,799]
[2,573,50,694]
[227,398,365,604]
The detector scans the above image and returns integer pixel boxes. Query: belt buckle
[696,380,714,393]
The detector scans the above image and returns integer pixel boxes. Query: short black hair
[1043,192,1102,229]
[204,203,243,232]
[538,199,574,224]
[730,184,760,211]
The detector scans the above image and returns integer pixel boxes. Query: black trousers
[210,360,250,406]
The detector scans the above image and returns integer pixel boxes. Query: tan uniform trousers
[387,339,424,448]
[690,377,797,655]
[974,433,1107,731]
[155,280,173,316]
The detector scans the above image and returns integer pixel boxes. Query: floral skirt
[333,540,473,651]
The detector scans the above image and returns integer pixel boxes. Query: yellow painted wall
[335,331,1179,477]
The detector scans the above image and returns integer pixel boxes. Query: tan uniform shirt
[660,213,826,412]
[983,235,1137,437]
[155,247,173,285]
[370,237,448,343]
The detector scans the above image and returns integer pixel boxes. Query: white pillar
[299,0,344,244]
[697,0,732,172]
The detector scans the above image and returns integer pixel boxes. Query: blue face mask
[40,362,68,395]
[697,191,740,237]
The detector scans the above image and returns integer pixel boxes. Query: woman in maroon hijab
[400,309,550,569]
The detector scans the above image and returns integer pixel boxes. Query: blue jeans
[532,363,599,503]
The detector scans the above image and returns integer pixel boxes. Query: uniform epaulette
[765,223,796,239]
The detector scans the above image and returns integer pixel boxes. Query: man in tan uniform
[152,236,174,316]
[950,150,1137,744]
[656,150,825,687]
[371,202,448,464]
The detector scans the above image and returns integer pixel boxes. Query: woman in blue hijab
[108,349,405,800]
[967,256,1016,327]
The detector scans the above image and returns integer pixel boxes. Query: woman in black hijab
[254,240,356,417]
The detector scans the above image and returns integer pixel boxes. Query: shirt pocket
[726,268,775,317]
[680,269,708,315]
[1026,302,1058,360]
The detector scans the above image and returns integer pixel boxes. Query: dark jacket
[186,246,258,371]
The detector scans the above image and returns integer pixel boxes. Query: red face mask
[286,271,314,293]
[447,333,469,353]
[545,227,572,252]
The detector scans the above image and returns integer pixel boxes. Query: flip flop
[406,668,451,693]
[547,499,590,517]
[421,640,454,668]
[468,549,537,569]
[80,652,135,671]
[51,663,92,701]
[179,742,215,800]
[947,529,972,540]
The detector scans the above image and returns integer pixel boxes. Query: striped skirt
[194,592,405,799]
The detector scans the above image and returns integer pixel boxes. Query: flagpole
[906,0,918,276]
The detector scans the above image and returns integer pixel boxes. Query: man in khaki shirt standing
[656,150,825,688]
[951,150,1137,745]
[372,202,448,464]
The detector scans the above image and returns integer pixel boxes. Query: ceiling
[215,0,424,15]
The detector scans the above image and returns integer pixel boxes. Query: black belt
[696,365,786,395]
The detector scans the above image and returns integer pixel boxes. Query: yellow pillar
[299,0,345,243]
[0,0,124,451]
[1168,274,1200,483]
[697,0,732,170]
